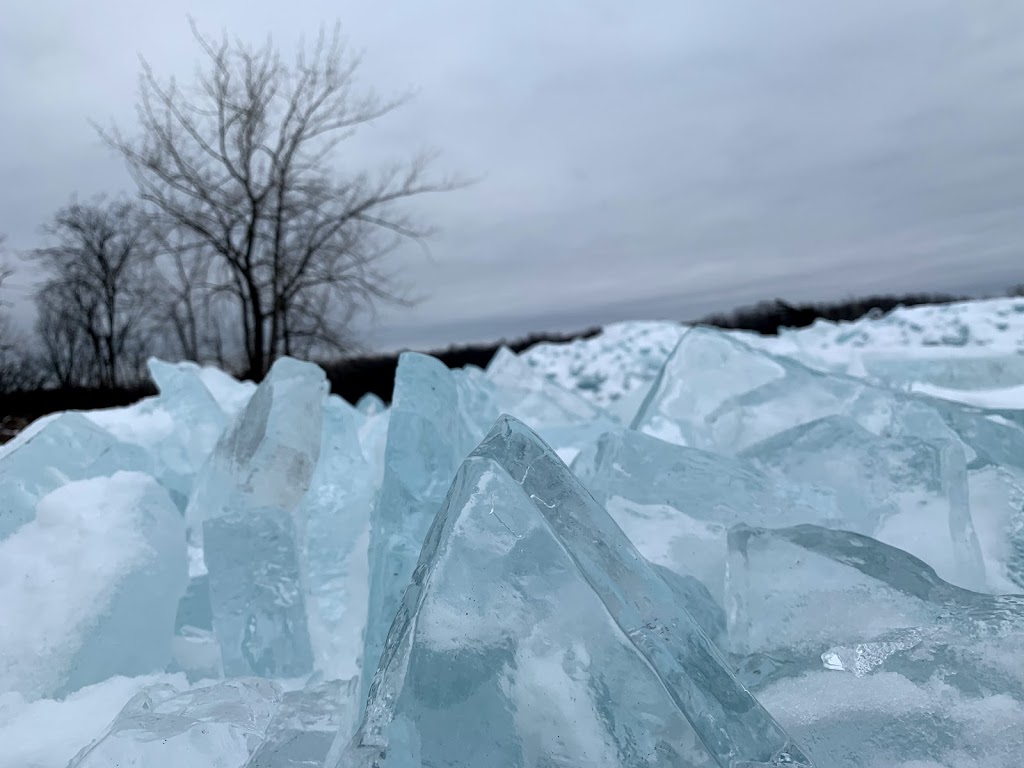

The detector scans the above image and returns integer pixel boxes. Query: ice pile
[3,298,1024,767]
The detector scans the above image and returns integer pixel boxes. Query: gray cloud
[3,1,1024,350]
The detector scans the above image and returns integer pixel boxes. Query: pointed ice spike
[361,353,498,700]
[195,357,327,678]
[337,415,812,768]
[294,395,376,680]
[186,356,328,539]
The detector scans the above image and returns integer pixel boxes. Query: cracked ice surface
[5,300,1024,766]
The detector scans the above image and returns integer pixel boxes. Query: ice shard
[726,523,1024,766]
[68,678,282,768]
[631,326,797,448]
[740,415,986,590]
[361,353,498,698]
[186,356,328,540]
[143,358,229,501]
[197,357,326,678]
[0,412,149,539]
[337,415,812,768]
[0,472,187,700]
[295,395,375,680]
[245,677,360,767]
[572,427,842,602]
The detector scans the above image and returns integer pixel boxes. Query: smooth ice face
[726,523,1024,767]
[145,358,229,492]
[191,358,326,678]
[0,472,187,700]
[186,356,327,538]
[0,413,149,540]
[338,416,811,768]
[68,678,282,768]
[572,427,843,603]
[204,505,315,678]
[295,396,376,681]
[248,678,360,767]
[740,415,986,591]
[362,353,498,699]
[631,326,793,448]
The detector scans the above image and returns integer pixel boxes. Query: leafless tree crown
[99,21,462,378]
[31,198,156,388]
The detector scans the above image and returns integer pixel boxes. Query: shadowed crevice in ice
[336,415,811,768]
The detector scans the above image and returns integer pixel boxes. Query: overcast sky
[3,1,1024,350]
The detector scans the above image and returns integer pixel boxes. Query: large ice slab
[143,358,229,498]
[337,415,811,768]
[361,353,498,698]
[186,356,327,539]
[68,678,282,768]
[0,472,186,700]
[295,396,375,681]
[197,358,326,678]
[0,413,149,539]
[740,415,986,590]
[572,427,842,603]
[726,523,1024,766]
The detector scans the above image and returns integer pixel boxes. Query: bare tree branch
[97,21,467,376]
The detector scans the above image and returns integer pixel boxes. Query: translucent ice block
[186,356,328,540]
[295,395,376,681]
[572,427,843,602]
[740,415,986,590]
[337,416,811,768]
[361,353,498,698]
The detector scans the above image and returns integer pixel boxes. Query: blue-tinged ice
[357,392,385,415]
[143,358,229,502]
[186,356,328,541]
[68,678,282,768]
[246,677,360,767]
[0,472,186,700]
[572,427,842,604]
[336,415,812,768]
[740,415,986,590]
[361,353,498,699]
[205,505,315,678]
[0,412,149,539]
[631,326,795,448]
[197,357,327,678]
[295,395,375,681]
[726,523,1024,767]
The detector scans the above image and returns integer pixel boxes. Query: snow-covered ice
[5,298,1024,766]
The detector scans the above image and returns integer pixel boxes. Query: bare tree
[0,238,44,393]
[99,21,462,378]
[31,197,156,388]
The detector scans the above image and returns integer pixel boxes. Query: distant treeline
[0,290,975,429]
[699,292,967,334]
